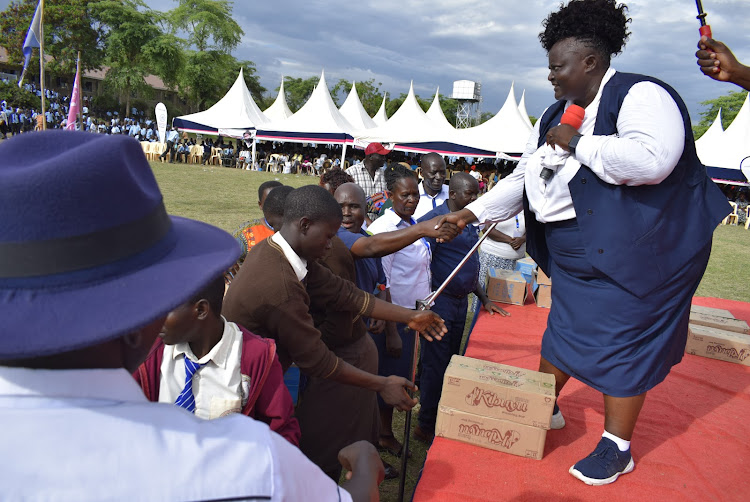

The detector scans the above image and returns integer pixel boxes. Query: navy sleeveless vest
[526,72,729,298]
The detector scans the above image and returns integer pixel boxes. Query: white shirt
[367,208,432,308]
[0,366,351,502]
[271,232,308,281]
[480,211,526,260]
[414,181,450,220]
[159,318,248,420]
[467,68,685,225]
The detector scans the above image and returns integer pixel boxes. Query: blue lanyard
[515,215,519,230]
[390,208,431,254]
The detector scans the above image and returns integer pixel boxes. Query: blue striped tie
[175,358,203,413]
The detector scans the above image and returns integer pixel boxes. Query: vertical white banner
[155,102,167,144]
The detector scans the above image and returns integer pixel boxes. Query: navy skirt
[541,219,711,397]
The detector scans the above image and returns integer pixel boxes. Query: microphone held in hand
[540,104,585,182]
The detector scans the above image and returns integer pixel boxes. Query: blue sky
[2,0,748,123]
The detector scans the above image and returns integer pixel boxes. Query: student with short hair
[134,275,300,445]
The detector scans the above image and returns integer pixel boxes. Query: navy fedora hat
[0,131,240,359]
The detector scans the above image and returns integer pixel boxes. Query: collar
[0,367,147,403]
[419,182,447,199]
[171,317,237,369]
[271,232,308,281]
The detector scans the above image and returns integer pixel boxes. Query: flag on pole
[19,0,43,87]
[66,58,82,131]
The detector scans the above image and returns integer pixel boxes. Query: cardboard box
[690,305,733,319]
[486,269,527,305]
[514,257,537,285]
[533,269,552,308]
[436,404,547,460]
[685,324,750,366]
[689,311,749,334]
[440,355,555,429]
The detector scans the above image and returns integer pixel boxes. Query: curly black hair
[320,168,354,194]
[384,163,417,192]
[539,0,631,62]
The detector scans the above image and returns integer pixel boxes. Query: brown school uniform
[223,236,378,475]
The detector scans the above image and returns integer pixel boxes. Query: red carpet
[413,296,750,502]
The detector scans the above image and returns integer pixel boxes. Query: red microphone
[560,104,585,129]
[540,104,586,182]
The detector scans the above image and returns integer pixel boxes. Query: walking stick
[397,221,499,502]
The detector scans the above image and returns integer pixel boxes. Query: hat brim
[1,216,240,360]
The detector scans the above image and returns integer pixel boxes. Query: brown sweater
[223,236,375,379]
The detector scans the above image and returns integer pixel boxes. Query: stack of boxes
[435,355,556,460]
[685,305,750,366]
[484,257,552,308]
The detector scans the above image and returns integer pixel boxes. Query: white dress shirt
[414,181,450,220]
[0,366,351,501]
[367,208,431,308]
[159,318,248,420]
[480,211,526,260]
[271,232,308,281]
[467,68,685,225]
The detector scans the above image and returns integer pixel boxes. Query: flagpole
[76,51,82,129]
[39,0,46,130]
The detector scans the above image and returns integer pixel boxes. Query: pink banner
[65,63,81,131]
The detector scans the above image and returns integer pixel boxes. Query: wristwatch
[568,134,582,155]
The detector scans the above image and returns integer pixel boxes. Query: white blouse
[367,208,432,308]
[467,68,686,225]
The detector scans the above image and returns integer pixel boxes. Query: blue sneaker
[569,437,635,485]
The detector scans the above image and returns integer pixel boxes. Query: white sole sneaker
[569,457,635,486]
[550,410,566,429]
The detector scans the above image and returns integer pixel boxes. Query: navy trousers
[418,293,468,431]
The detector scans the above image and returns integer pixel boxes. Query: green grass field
[151,162,750,501]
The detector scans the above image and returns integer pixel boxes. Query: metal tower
[452,80,481,128]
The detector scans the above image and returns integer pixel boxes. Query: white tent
[517,89,534,130]
[426,88,455,130]
[264,77,293,122]
[372,94,389,126]
[353,83,453,145]
[453,82,533,155]
[256,71,356,163]
[696,94,750,184]
[339,82,377,130]
[173,68,268,137]
[695,109,724,165]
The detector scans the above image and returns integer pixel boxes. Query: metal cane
[397,221,499,502]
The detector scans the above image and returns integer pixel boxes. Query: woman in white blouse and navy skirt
[438,0,729,487]
[367,164,431,457]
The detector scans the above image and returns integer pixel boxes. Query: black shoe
[382,460,399,480]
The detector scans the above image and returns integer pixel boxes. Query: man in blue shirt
[415,172,508,442]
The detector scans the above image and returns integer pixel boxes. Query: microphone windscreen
[560,104,585,129]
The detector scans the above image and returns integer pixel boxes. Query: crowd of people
[2,0,748,500]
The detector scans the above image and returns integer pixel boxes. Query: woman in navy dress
[438,0,728,486]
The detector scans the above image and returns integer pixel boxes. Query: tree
[178,51,265,112]
[168,0,242,52]
[282,76,320,112]
[331,78,384,116]
[0,0,104,77]
[90,0,184,116]
[693,90,748,139]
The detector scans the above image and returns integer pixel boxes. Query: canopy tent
[425,88,455,130]
[352,83,497,158]
[372,94,389,126]
[172,68,268,137]
[517,89,534,130]
[339,82,377,130]
[256,70,355,145]
[695,93,750,185]
[263,77,294,122]
[452,82,533,157]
